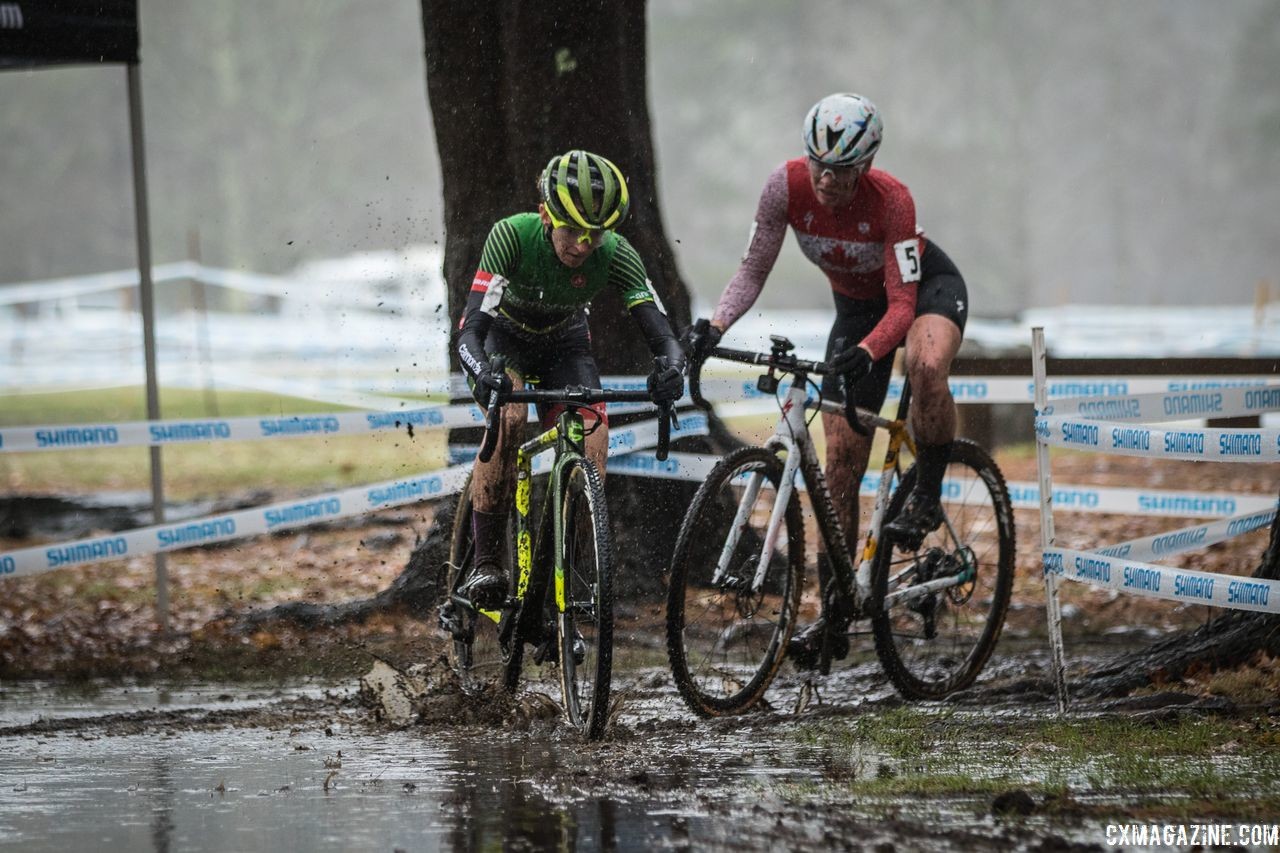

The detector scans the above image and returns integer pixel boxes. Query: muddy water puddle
[0,681,331,729]
[0,669,1174,852]
[0,681,832,852]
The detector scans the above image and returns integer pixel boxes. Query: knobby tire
[869,438,1015,699]
[666,446,805,716]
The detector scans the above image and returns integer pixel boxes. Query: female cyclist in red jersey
[685,93,969,664]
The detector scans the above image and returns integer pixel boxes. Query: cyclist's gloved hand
[829,343,874,382]
[471,367,512,407]
[831,343,873,437]
[648,357,686,404]
[681,318,723,362]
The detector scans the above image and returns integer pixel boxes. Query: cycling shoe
[459,559,508,610]
[884,491,945,551]
[787,618,850,671]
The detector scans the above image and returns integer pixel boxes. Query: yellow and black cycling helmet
[538,150,630,232]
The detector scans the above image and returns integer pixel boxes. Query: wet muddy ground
[3,636,1279,853]
[2,452,1278,850]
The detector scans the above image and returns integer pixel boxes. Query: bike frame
[469,369,671,629]
[711,371,929,614]
[492,408,589,624]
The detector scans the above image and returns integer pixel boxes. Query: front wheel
[869,438,1015,699]
[666,446,805,716]
[557,457,614,741]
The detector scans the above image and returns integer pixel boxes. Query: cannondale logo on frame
[0,4,23,29]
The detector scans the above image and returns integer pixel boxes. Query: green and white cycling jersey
[456,212,683,391]
[471,212,659,334]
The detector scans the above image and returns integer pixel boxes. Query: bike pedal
[532,638,556,666]
[531,621,555,665]
[437,602,461,637]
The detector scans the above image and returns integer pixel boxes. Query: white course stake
[1033,327,1069,713]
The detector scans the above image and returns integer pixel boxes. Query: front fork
[551,411,587,614]
[709,382,807,594]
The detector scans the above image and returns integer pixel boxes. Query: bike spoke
[557,459,613,740]
[871,439,1015,699]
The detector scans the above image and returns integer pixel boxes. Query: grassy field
[782,704,1280,821]
[0,382,894,500]
[1,385,449,499]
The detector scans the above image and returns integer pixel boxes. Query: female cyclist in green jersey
[455,150,685,607]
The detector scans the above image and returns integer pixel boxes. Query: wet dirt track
[9,642,1266,853]
[2,451,1277,851]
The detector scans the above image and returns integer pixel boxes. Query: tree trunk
[1077,489,1280,698]
[422,0,689,352]
[240,1,724,629]
[419,0,718,602]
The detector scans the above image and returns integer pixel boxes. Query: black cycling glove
[681,318,723,362]
[829,343,873,382]
[829,342,874,437]
[647,357,686,404]
[471,367,512,408]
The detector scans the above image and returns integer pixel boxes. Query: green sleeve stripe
[478,220,521,274]
[608,239,653,307]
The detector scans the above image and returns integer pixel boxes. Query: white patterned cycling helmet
[803,93,883,168]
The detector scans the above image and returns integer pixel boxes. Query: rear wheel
[869,438,1015,699]
[442,474,517,693]
[666,446,805,716]
[557,458,614,740]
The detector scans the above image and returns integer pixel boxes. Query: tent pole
[126,62,169,633]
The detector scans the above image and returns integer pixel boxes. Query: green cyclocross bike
[440,357,675,740]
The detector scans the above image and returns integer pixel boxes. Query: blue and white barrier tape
[3,466,1270,580]
[1093,504,1278,563]
[0,400,692,454]
[1043,546,1280,616]
[1034,416,1280,461]
[0,463,471,579]
[0,404,484,453]
[141,372,1273,410]
[1038,385,1280,423]
[0,413,707,578]
[9,377,1277,455]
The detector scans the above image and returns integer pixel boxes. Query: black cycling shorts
[479,312,605,426]
[820,240,967,410]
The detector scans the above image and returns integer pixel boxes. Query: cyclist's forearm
[629,301,685,365]
[859,283,917,361]
[457,289,494,380]
[712,165,788,331]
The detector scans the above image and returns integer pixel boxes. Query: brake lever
[688,351,711,411]
[842,377,871,438]
[656,401,673,461]
[477,355,506,464]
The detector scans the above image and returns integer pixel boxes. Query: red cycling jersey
[713,158,925,361]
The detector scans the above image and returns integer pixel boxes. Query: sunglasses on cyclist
[807,157,868,184]
[545,207,610,246]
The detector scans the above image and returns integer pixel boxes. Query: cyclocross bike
[440,356,675,740]
[666,335,1015,716]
